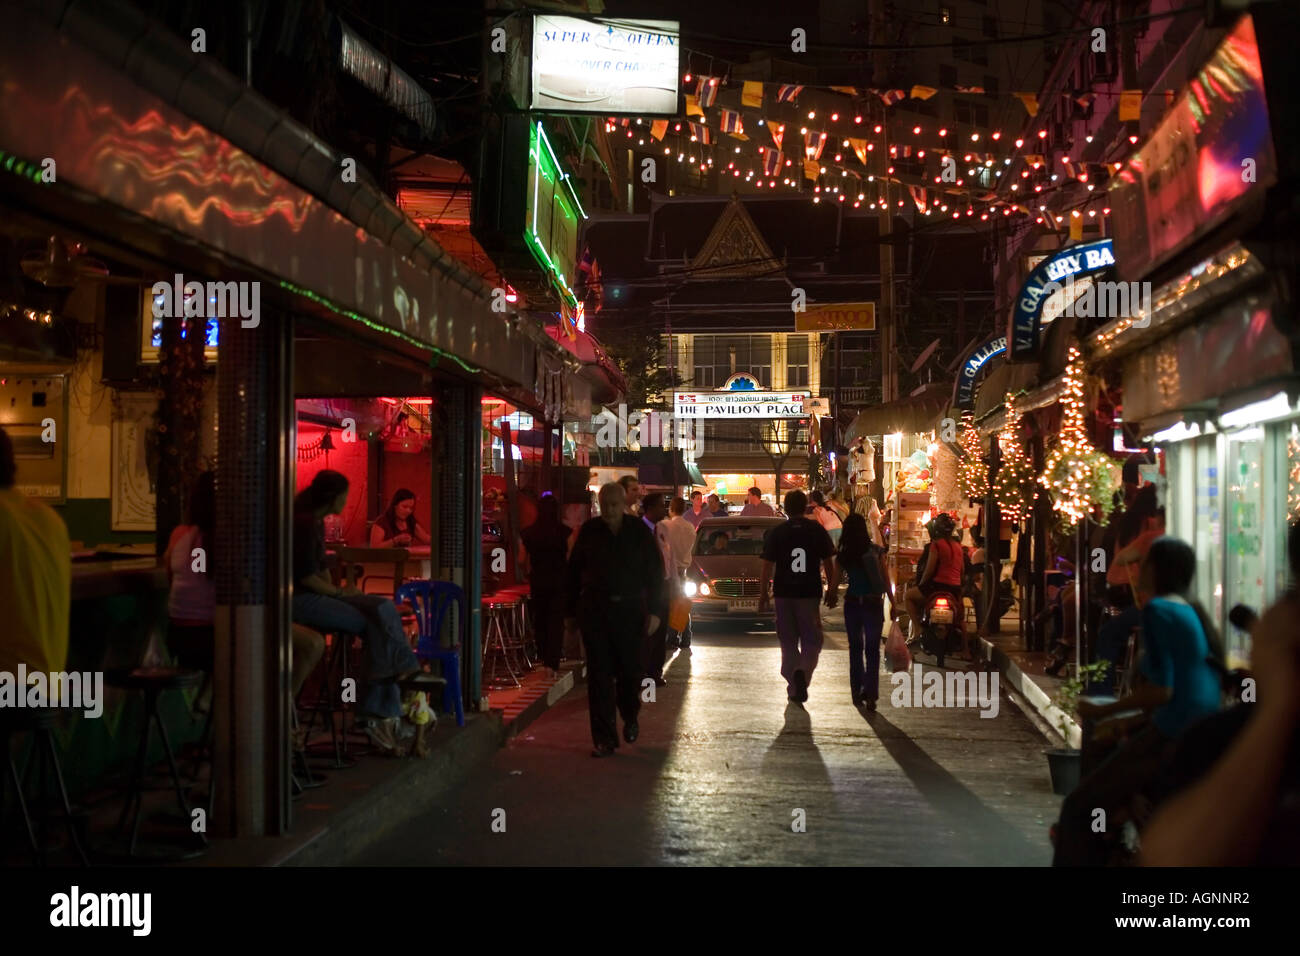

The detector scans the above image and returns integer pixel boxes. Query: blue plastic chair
[395,580,466,727]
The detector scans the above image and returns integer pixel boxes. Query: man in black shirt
[565,483,665,757]
[759,490,837,703]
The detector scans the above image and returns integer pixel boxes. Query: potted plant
[1045,660,1109,795]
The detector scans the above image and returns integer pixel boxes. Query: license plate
[729,599,758,611]
[930,607,954,624]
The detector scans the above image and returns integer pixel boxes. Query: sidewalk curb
[279,713,504,866]
[500,666,579,740]
[977,634,1079,749]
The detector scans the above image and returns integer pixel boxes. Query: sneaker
[361,718,400,755]
[792,669,808,702]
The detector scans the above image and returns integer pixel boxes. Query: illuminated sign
[795,302,876,332]
[530,15,681,115]
[1009,239,1114,359]
[140,288,219,362]
[525,121,586,308]
[954,335,1007,408]
[674,390,811,419]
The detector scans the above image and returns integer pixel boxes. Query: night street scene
[0,0,1296,936]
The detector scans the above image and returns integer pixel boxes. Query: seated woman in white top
[370,488,432,548]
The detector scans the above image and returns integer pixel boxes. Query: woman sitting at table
[292,470,429,755]
[370,488,431,548]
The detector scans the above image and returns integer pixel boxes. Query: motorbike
[910,589,964,669]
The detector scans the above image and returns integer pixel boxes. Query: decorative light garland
[957,411,989,501]
[1038,344,1120,526]
[992,391,1035,521]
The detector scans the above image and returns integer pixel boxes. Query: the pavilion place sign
[674,377,810,419]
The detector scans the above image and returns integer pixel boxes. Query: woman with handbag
[831,513,896,708]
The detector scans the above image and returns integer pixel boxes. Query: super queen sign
[674,391,811,419]
[531,15,681,115]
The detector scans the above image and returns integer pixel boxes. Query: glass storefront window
[1222,427,1266,664]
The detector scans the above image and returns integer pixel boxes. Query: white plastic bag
[885,619,912,673]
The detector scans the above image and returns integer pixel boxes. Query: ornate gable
[689,195,784,279]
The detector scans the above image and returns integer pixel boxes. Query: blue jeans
[843,594,884,702]
[1092,605,1140,695]
[292,592,419,719]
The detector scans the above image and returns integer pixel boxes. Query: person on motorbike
[904,512,969,659]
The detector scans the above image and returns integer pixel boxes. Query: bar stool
[0,707,89,866]
[300,630,361,769]
[482,597,521,688]
[105,666,207,860]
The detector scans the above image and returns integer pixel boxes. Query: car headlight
[700,582,711,596]
[684,580,698,597]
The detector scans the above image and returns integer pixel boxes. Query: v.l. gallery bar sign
[1009,239,1115,359]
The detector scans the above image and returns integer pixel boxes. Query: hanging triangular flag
[1025,153,1046,168]
[650,119,668,141]
[831,86,859,96]
[880,89,906,106]
[849,138,868,165]
[764,149,782,176]
[685,94,704,117]
[1013,92,1039,117]
[770,124,784,151]
[901,144,912,158]
[720,109,744,136]
[1069,214,1084,240]
[729,132,749,141]
[776,84,803,103]
[696,75,720,108]
[910,85,938,100]
[619,117,632,127]
[954,84,986,94]
[804,130,827,160]
[803,158,820,181]
[1119,90,1141,122]
[742,81,764,108]
[908,185,927,212]
[689,122,712,145]
[1074,92,1096,110]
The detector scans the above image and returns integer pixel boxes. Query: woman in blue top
[829,513,895,709]
[1053,536,1224,866]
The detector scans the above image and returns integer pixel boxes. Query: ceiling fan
[20,236,110,288]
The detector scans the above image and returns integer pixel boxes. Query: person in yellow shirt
[0,426,71,675]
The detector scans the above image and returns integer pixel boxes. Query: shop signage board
[1009,239,1115,359]
[674,390,811,419]
[525,121,585,308]
[953,334,1007,408]
[530,15,681,116]
[1109,15,1277,283]
[794,302,876,332]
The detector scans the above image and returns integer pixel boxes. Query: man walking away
[759,490,837,703]
[663,497,698,651]
[684,490,707,528]
[741,487,775,517]
[565,483,664,757]
[642,493,672,685]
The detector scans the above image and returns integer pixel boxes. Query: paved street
[357,612,1063,866]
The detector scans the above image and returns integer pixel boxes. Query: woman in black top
[370,488,431,548]
[519,494,573,674]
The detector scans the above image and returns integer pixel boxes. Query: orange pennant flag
[742,81,764,108]
[650,119,668,141]
[685,94,703,117]
[803,158,820,181]
[1119,90,1142,122]
[849,138,868,165]
[1013,92,1039,117]
[910,85,938,100]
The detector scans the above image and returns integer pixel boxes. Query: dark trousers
[580,603,644,748]
[644,591,669,679]
[843,595,884,702]
[1053,724,1170,866]
[529,582,566,670]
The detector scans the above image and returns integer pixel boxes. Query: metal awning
[845,383,951,445]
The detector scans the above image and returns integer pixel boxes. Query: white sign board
[531,15,680,115]
[674,391,811,419]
